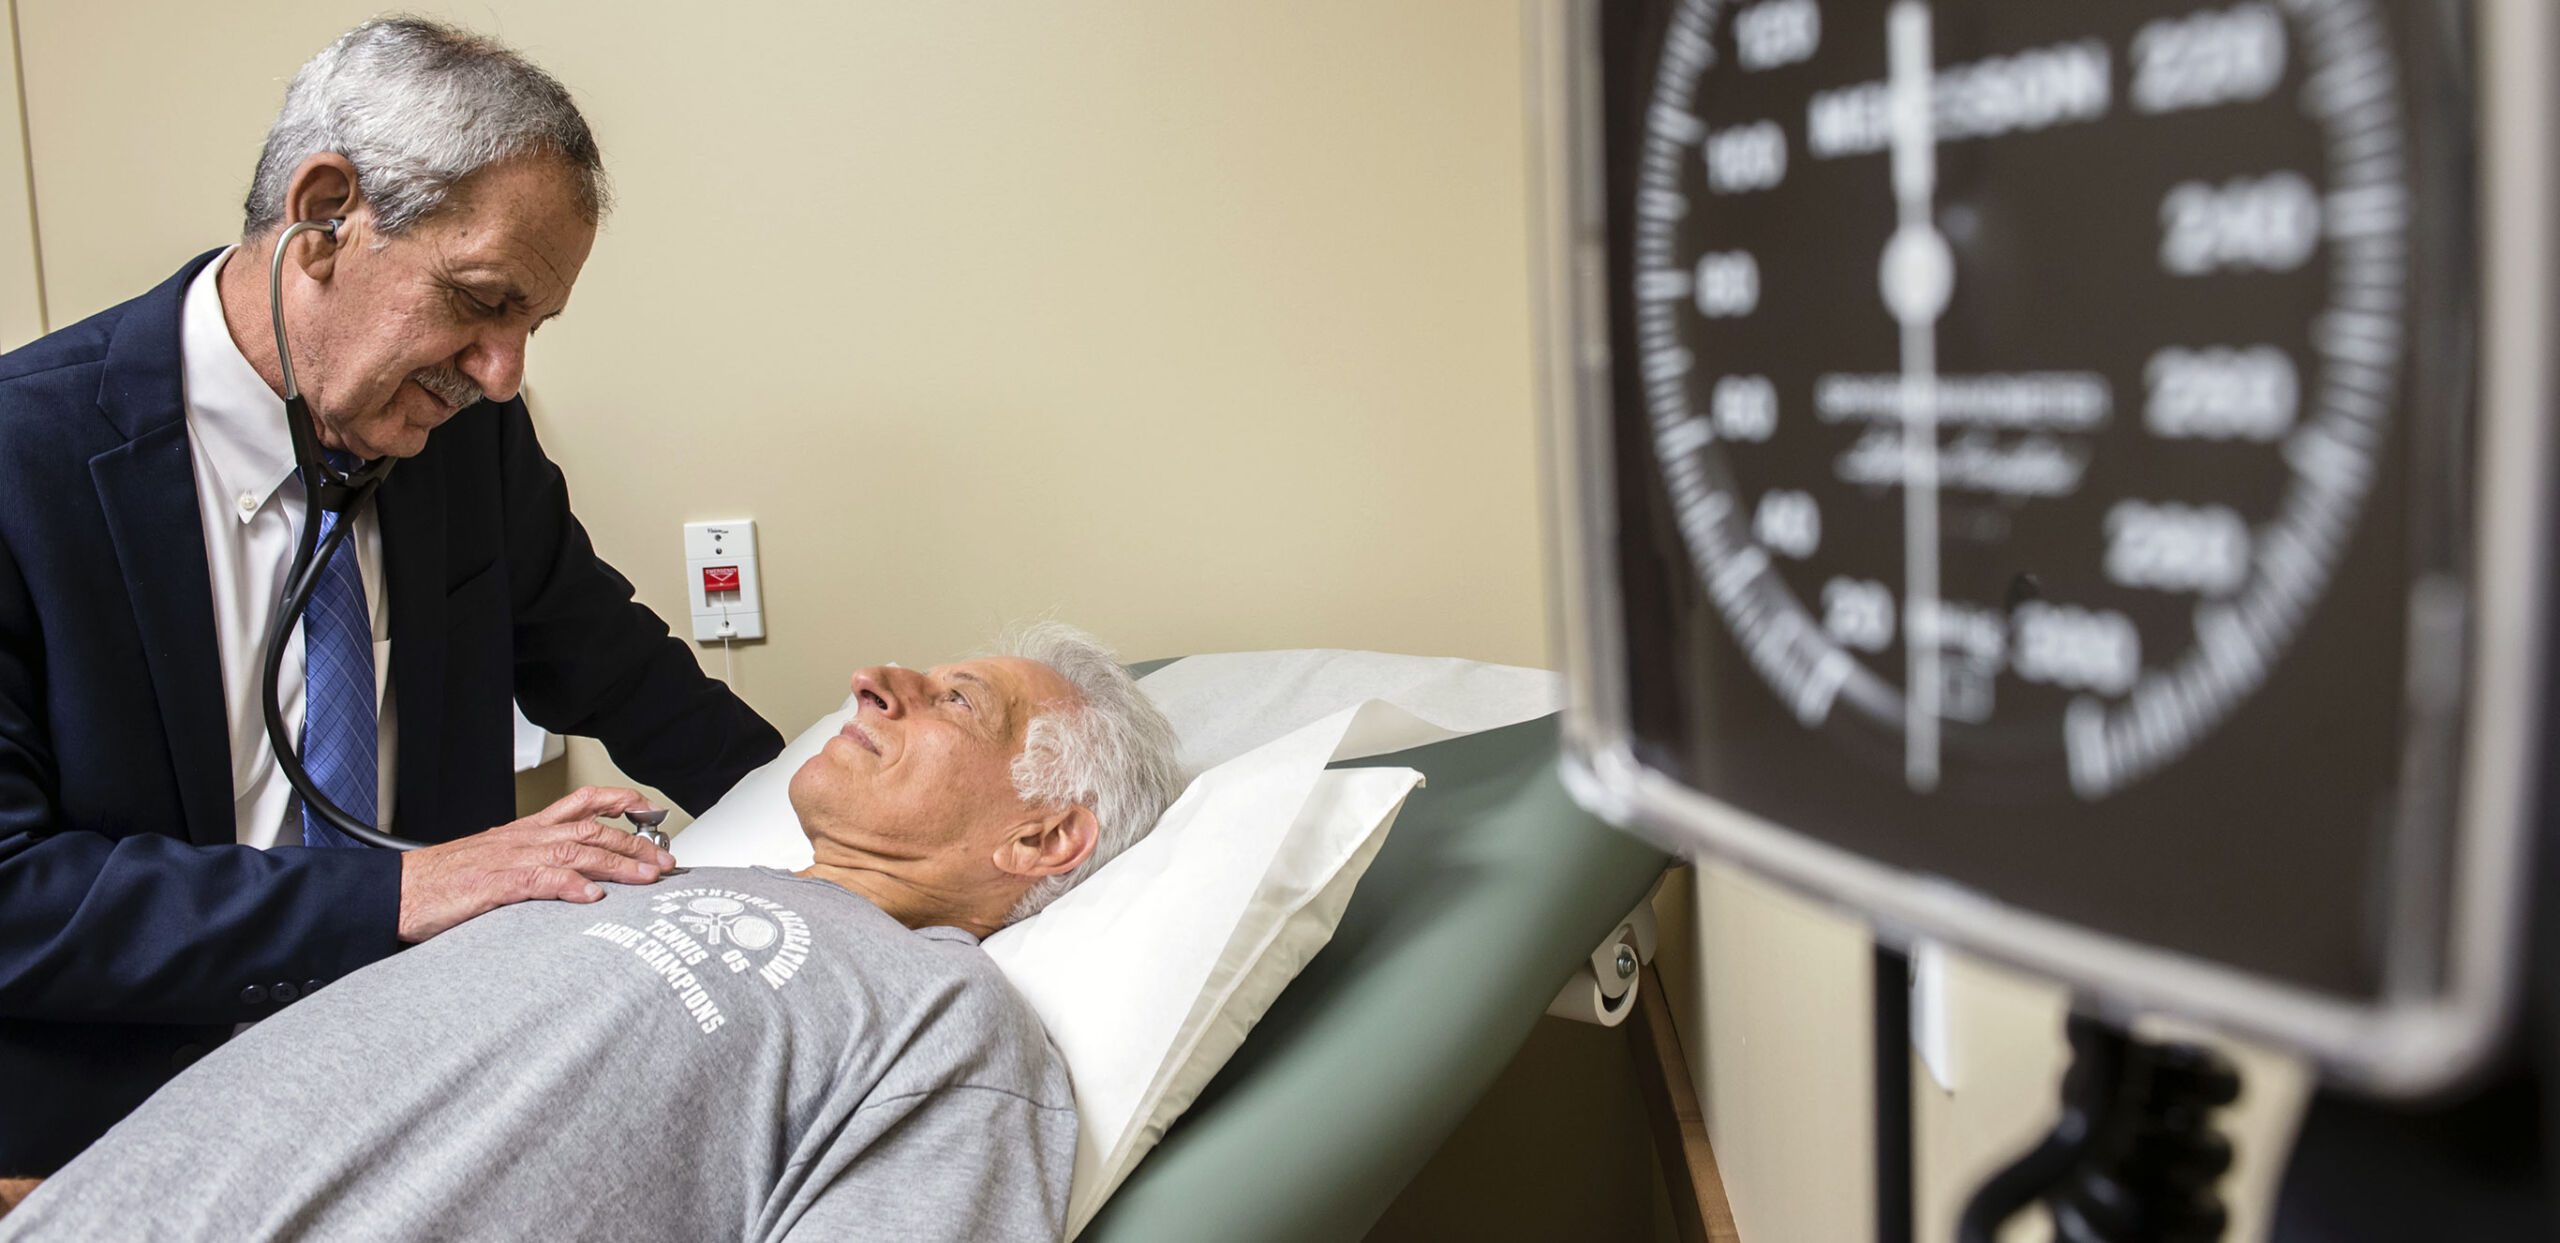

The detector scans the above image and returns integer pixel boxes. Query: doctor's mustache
[414,363,481,410]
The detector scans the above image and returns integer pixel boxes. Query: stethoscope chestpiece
[624,808,672,854]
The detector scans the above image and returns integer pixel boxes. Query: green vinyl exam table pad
[1079,711,1670,1241]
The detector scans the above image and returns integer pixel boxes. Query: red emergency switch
[701,565,742,594]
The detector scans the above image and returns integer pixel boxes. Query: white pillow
[990,702,1428,1237]
[1137,648,1565,779]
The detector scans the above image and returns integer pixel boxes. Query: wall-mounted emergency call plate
[683,519,763,642]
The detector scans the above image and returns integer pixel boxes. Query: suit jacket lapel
[378,455,447,836]
[90,250,233,847]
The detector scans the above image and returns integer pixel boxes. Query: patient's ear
[995,804,1098,880]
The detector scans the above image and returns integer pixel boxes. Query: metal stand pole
[1876,941,1914,1243]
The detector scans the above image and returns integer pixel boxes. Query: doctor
[0,17,783,1174]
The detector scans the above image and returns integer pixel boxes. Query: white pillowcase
[1137,648,1565,779]
[990,701,1432,1237]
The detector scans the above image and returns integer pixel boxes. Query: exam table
[1080,693,1670,1241]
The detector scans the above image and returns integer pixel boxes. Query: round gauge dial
[1631,0,2409,800]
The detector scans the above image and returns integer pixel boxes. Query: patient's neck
[796,863,1004,941]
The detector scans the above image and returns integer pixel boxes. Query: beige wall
[15,0,1553,817]
[0,1,42,350]
[9,3,2315,1238]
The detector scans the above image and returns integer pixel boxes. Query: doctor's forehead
[419,159,593,298]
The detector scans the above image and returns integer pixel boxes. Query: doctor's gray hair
[999,623,1183,925]
[242,16,609,239]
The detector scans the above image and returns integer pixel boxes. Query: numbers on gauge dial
[1705,121,1790,193]
[2160,172,2322,276]
[1713,375,1778,441]
[2012,603,2141,697]
[2131,3,2286,115]
[1734,0,1821,71]
[2105,501,2251,596]
[1629,0,2409,799]
[2145,345,2298,441]
[1694,251,1761,316]
[1823,577,1896,653]
[1754,490,1822,558]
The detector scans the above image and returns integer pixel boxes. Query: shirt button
[240,984,266,1005]
[236,492,258,516]
[271,981,299,1003]
[171,1043,206,1070]
[305,978,325,995]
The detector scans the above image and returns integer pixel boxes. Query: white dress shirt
[179,248,397,849]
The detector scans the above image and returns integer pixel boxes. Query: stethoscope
[255,219,672,854]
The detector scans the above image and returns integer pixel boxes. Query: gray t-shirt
[2,866,1074,1242]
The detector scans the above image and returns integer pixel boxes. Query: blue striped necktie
[299,452,376,848]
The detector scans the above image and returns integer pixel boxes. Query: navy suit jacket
[0,250,785,1173]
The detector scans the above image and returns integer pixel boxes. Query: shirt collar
[180,246,299,524]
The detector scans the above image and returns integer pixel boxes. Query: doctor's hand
[395,785,678,943]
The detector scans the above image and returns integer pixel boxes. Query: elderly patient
[0,624,1180,1243]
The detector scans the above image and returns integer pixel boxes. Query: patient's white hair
[999,623,1182,925]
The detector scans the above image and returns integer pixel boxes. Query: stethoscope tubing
[257,218,423,851]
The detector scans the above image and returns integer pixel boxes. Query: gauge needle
[1882,1,1950,792]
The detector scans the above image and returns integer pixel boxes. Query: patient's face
[787,657,1080,913]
